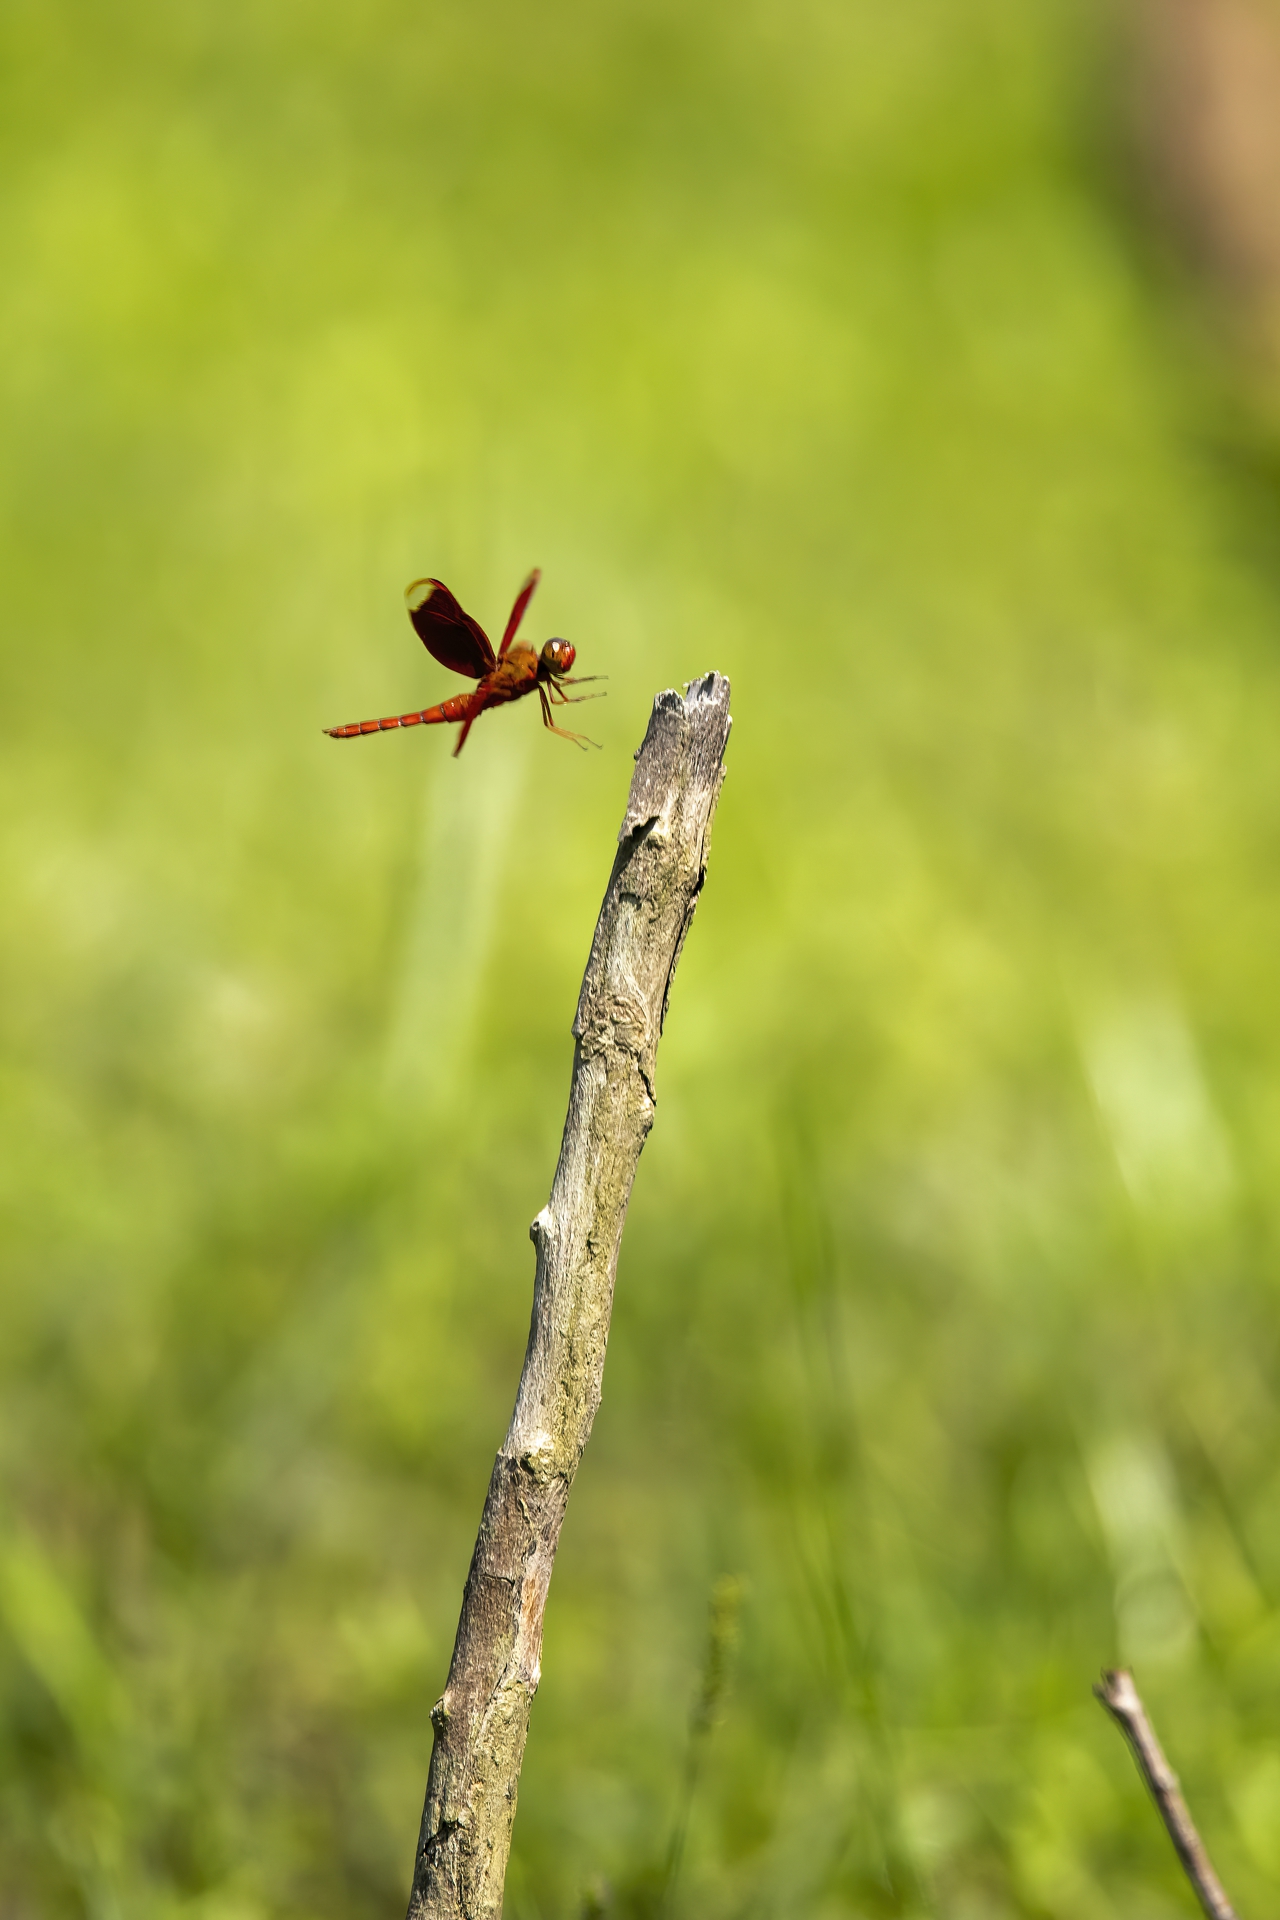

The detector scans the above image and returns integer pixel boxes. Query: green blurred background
[6,0,1280,1913]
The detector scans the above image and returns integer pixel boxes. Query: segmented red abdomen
[325,692,478,739]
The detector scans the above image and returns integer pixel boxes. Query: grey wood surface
[406,672,732,1920]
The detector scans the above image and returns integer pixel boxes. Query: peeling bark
[406,673,732,1920]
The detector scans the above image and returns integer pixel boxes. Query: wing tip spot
[405,578,439,613]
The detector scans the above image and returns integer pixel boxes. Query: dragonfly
[325,569,603,756]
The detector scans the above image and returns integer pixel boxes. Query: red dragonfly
[325,569,602,756]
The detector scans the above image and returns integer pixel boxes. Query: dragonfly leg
[538,684,599,749]
[547,679,606,708]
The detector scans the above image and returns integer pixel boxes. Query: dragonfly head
[540,637,576,678]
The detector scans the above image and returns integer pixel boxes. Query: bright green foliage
[4,1,1280,1915]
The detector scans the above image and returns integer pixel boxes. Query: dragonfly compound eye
[543,639,576,674]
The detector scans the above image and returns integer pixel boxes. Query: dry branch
[1095,1667,1239,1920]
[405,672,732,1920]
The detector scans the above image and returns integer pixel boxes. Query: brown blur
[1131,0,1280,328]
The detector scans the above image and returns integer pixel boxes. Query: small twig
[1094,1668,1239,1920]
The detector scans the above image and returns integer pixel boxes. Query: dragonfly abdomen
[325,692,477,739]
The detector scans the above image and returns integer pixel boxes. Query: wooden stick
[406,674,732,1920]
[1094,1668,1239,1920]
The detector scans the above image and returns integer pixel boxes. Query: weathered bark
[406,672,732,1920]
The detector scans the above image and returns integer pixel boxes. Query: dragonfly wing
[499,567,541,657]
[405,579,496,678]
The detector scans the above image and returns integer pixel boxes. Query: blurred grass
[5,0,1280,1914]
